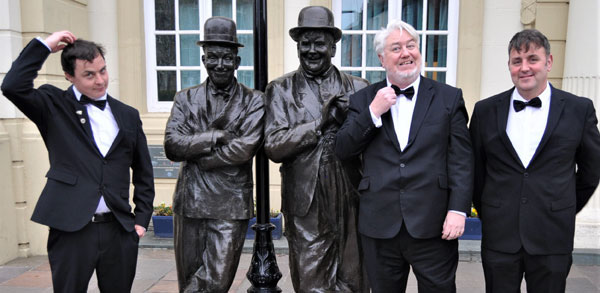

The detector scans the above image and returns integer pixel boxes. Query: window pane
[428,0,448,30]
[212,0,232,18]
[179,0,199,30]
[426,35,447,67]
[238,70,254,88]
[426,71,446,83]
[366,34,380,67]
[236,0,253,30]
[366,71,386,83]
[402,0,423,30]
[342,0,363,30]
[367,0,388,30]
[343,71,362,77]
[180,34,200,66]
[155,0,175,30]
[181,70,201,89]
[342,34,362,67]
[157,71,177,101]
[156,35,176,66]
[238,34,253,66]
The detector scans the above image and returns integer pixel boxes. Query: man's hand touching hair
[44,31,77,53]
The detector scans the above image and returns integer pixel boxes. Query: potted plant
[246,208,283,240]
[460,205,482,240]
[152,203,174,238]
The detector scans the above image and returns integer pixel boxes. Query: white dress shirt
[506,83,551,168]
[370,76,421,151]
[72,86,120,214]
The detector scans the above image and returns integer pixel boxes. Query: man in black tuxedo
[470,29,600,292]
[1,31,155,292]
[336,19,473,292]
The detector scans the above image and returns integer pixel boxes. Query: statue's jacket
[164,80,264,220]
[264,67,369,216]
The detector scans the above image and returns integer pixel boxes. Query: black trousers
[482,247,572,293]
[361,224,458,293]
[47,218,139,293]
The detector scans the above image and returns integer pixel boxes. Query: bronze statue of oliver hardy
[164,16,264,293]
[264,6,370,292]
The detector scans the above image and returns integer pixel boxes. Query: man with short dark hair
[264,6,369,292]
[1,30,155,292]
[164,16,264,292]
[470,29,600,292]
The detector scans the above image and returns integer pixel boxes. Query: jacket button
[103,160,108,165]
[524,172,529,177]
[521,197,528,204]
[400,163,406,168]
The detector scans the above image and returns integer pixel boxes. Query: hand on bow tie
[79,95,107,110]
[513,97,542,112]
[370,87,398,118]
[391,85,415,100]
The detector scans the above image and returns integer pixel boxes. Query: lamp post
[246,0,282,292]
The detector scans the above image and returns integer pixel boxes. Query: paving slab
[0,244,598,292]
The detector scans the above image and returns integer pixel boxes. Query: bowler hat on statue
[289,6,342,42]
[196,16,244,47]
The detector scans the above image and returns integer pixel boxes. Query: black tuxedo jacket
[1,39,155,232]
[470,85,600,255]
[336,77,473,239]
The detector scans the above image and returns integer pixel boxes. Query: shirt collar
[72,86,107,101]
[387,75,421,98]
[511,81,551,106]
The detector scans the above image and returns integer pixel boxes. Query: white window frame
[332,0,459,86]
[143,0,254,112]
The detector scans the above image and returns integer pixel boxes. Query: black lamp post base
[246,223,282,293]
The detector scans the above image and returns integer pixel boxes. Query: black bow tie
[513,97,541,112]
[391,85,415,100]
[79,95,107,110]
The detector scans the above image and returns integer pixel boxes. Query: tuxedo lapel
[530,86,565,164]
[68,87,93,139]
[105,96,125,157]
[495,90,523,167]
[382,110,402,153]
[370,80,402,153]
[67,87,103,156]
[405,77,434,150]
